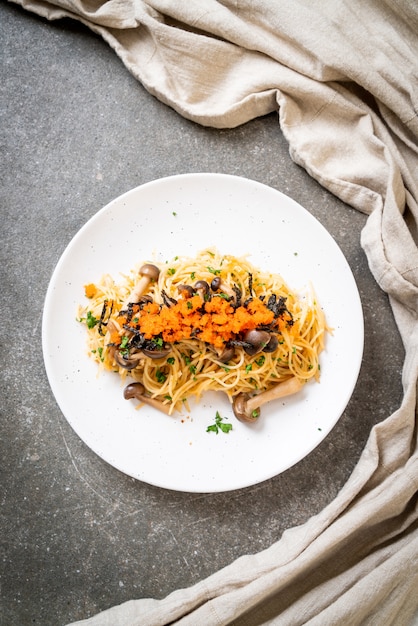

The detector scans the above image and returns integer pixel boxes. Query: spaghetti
[78,249,329,419]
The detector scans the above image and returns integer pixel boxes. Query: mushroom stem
[137,395,172,415]
[232,376,303,422]
[122,264,160,308]
[194,280,210,301]
[246,377,303,414]
[211,277,236,302]
[124,382,172,415]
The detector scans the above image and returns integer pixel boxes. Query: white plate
[42,174,363,493]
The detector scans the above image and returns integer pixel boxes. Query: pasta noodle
[78,249,329,419]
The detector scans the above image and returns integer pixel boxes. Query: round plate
[42,173,363,493]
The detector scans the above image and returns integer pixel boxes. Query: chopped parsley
[119,335,130,356]
[206,411,233,435]
[120,336,129,349]
[155,369,167,384]
[181,353,192,365]
[86,311,98,329]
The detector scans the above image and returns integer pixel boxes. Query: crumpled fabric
[10,0,418,624]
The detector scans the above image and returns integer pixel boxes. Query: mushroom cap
[177,284,195,298]
[263,334,279,353]
[114,350,142,370]
[232,392,260,423]
[211,277,235,299]
[194,280,210,293]
[242,329,271,355]
[217,346,235,363]
[123,382,146,399]
[123,382,173,415]
[139,264,160,281]
[137,295,153,305]
[142,345,171,359]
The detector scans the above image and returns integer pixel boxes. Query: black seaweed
[98,300,114,336]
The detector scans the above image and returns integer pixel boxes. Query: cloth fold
[10,0,418,624]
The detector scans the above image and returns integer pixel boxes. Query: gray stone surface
[1,3,405,625]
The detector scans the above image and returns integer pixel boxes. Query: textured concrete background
[1,3,405,625]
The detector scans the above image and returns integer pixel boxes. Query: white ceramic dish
[42,173,363,493]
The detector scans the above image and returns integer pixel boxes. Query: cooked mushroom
[263,334,279,353]
[136,295,153,305]
[142,345,171,359]
[209,344,236,363]
[232,377,303,423]
[242,329,271,356]
[122,264,160,307]
[210,277,236,301]
[113,349,144,370]
[217,345,235,363]
[194,280,210,300]
[106,322,142,370]
[177,284,195,298]
[123,382,172,415]
[210,276,221,291]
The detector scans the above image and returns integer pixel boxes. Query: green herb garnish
[206,411,233,435]
[181,353,192,365]
[86,311,98,329]
[207,266,221,275]
[119,335,130,357]
[120,336,129,349]
[156,369,167,384]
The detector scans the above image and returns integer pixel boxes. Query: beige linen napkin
[10,0,418,624]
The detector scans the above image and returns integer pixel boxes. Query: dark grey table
[1,4,404,625]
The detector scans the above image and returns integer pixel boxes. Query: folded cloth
[10,0,418,624]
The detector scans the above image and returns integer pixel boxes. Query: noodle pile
[78,249,329,416]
